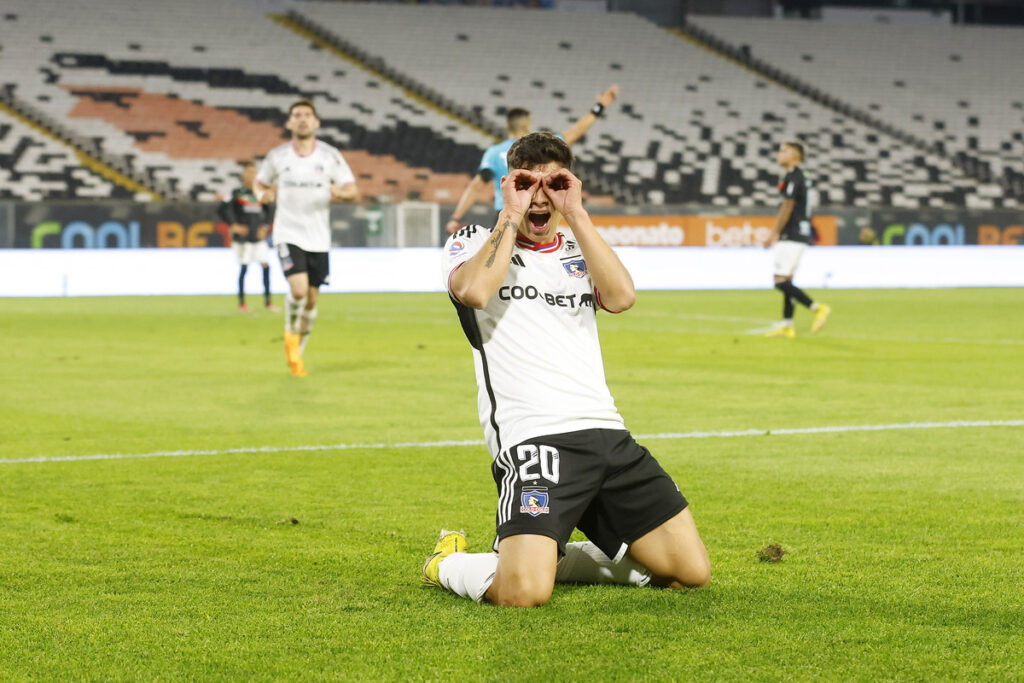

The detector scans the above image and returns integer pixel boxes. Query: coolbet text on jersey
[442,223,626,458]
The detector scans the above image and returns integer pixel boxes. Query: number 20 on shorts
[517,445,560,485]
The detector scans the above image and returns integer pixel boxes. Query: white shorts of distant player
[773,240,806,278]
[233,240,269,266]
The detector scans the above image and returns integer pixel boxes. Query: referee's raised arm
[561,83,619,145]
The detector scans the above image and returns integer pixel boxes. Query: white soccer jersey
[256,141,356,253]
[442,224,626,459]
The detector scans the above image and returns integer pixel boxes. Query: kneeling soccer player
[426,133,710,607]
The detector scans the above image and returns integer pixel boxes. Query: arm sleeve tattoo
[484,220,514,268]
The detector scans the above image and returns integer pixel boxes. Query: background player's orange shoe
[284,331,304,375]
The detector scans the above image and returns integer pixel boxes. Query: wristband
[590,102,604,117]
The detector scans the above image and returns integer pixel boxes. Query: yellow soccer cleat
[422,529,467,586]
[764,325,796,339]
[811,304,832,334]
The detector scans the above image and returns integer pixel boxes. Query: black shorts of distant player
[491,428,688,561]
[277,243,330,288]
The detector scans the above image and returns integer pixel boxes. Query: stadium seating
[0,108,133,200]
[0,0,492,201]
[291,2,1010,208]
[686,15,1024,204]
[0,1,1018,208]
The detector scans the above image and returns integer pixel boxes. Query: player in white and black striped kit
[764,141,830,338]
[423,133,710,607]
[254,99,359,376]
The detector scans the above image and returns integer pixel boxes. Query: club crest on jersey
[448,240,466,256]
[561,258,587,278]
[520,488,550,517]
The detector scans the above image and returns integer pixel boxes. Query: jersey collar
[291,140,317,158]
[515,232,563,253]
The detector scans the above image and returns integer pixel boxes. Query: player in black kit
[218,162,275,312]
[763,142,830,338]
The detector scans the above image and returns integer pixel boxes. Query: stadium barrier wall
[2,202,1023,248]
[1,246,1021,297]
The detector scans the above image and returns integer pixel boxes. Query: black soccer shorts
[490,428,688,560]
[277,243,330,288]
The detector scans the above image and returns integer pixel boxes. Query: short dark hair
[784,141,805,160]
[507,132,573,171]
[288,99,318,118]
[506,107,531,128]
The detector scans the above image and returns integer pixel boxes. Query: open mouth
[528,212,551,231]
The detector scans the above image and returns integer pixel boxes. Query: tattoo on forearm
[484,220,514,268]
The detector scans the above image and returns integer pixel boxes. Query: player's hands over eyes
[541,169,583,217]
[501,169,541,218]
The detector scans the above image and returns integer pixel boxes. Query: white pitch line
[2,420,1022,466]
[641,420,1024,439]
[0,439,486,465]
[739,326,1024,345]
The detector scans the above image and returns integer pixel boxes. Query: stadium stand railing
[0,86,158,200]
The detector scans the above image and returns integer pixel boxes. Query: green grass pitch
[1,288,1022,680]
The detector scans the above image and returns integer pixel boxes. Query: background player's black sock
[777,280,813,309]
[262,265,271,304]
[238,265,248,304]
[782,291,794,319]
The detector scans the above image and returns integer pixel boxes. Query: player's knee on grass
[645,547,711,589]
[629,509,711,589]
[488,534,557,607]
[486,570,555,608]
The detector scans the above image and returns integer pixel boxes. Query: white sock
[285,294,307,334]
[437,552,498,603]
[299,306,317,353]
[555,541,651,587]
